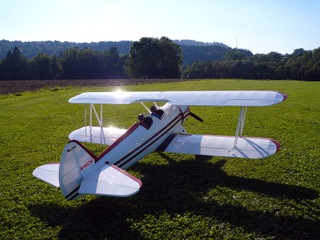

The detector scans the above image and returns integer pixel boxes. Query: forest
[0,38,319,81]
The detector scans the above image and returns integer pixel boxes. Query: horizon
[1,38,318,56]
[1,0,320,54]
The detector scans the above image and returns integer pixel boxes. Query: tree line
[0,46,127,80]
[0,37,319,81]
[0,40,132,59]
[0,39,229,66]
[182,48,320,81]
[0,37,183,80]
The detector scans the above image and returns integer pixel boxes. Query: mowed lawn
[0,79,319,239]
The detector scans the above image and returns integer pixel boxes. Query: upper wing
[159,134,280,159]
[69,91,287,106]
[79,163,142,197]
[69,126,127,145]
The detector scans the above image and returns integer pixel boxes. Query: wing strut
[90,104,103,127]
[83,104,105,142]
[233,106,247,149]
[140,102,151,113]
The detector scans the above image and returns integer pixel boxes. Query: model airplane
[33,91,287,200]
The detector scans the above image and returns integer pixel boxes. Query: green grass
[0,79,319,239]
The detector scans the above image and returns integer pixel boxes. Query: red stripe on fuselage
[95,123,140,162]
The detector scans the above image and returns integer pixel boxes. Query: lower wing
[69,126,127,145]
[159,134,280,159]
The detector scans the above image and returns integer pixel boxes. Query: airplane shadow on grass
[29,155,320,239]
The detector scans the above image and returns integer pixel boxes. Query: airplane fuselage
[58,103,190,200]
[89,103,189,172]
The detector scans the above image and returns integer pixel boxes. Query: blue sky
[1,0,319,54]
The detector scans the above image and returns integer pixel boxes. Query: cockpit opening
[138,114,153,129]
[150,105,164,119]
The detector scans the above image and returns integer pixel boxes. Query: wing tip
[32,164,60,188]
[110,164,143,188]
[280,92,288,102]
[271,139,281,152]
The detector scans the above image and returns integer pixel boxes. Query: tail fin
[59,140,97,200]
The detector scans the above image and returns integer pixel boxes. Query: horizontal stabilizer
[162,134,280,159]
[32,163,60,187]
[79,163,142,197]
[69,126,127,145]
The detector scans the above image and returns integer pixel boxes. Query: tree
[157,37,183,78]
[126,37,182,78]
[59,48,81,79]
[103,47,126,78]
[78,48,102,79]
[0,46,28,80]
[266,52,283,62]
[50,54,61,79]
[224,48,253,61]
[28,53,52,79]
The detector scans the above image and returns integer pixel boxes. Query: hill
[0,39,230,65]
[0,40,132,59]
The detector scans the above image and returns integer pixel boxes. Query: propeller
[189,111,203,122]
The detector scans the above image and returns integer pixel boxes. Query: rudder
[59,140,97,200]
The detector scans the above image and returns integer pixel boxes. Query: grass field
[0,79,319,239]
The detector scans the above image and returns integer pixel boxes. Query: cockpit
[150,105,164,119]
[138,106,165,129]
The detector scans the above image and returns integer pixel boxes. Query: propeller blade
[189,112,204,122]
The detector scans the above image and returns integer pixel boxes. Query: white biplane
[33,91,287,200]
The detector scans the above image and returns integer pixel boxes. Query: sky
[1,0,319,54]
